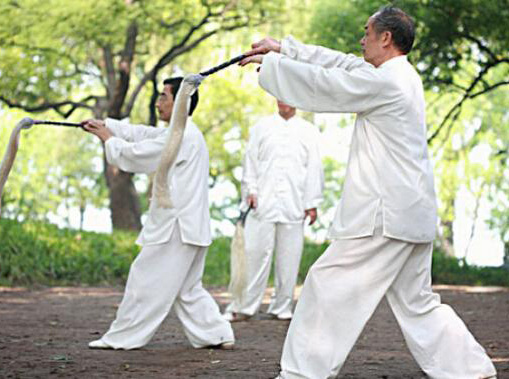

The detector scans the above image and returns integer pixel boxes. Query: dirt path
[0,285,507,378]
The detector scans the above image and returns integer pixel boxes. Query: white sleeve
[259,52,390,114]
[241,123,261,197]
[281,35,369,71]
[303,127,324,210]
[105,118,166,142]
[104,133,195,174]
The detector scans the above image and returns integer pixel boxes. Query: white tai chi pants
[227,215,304,319]
[278,215,497,379]
[100,224,234,349]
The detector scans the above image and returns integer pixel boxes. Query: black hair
[372,6,415,54]
[162,77,199,116]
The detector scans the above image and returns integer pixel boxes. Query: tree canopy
[0,0,284,230]
[0,0,507,266]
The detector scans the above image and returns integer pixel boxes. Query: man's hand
[82,119,113,142]
[247,194,258,209]
[305,208,317,225]
[239,54,264,66]
[240,37,281,66]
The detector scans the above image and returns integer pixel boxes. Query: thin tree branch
[123,9,212,116]
[458,33,498,62]
[470,80,509,99]
[0,95,97,117]
[427,59,509,144]
[125,2,264,118]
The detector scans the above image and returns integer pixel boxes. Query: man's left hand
[239,36,281,67]
[305,208,317,225]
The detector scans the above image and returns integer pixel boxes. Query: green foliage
[194,74,273,197]
[203,236,231,286]
[2,219,507,287]
[308,0,374,54]
[432,249,509,287]
[0,0,285,109]
[0,218,138,286]
[0,109,107,224]
[298,239,329,283]
[0,0,286,230]
[308,0,509,88]
[311,157,345,234]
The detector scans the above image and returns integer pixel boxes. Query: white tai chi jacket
[242,114,324,223]
[258,36,437,243]
[104,118,212,247]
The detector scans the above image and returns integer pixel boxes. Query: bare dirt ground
[0,285,507,379]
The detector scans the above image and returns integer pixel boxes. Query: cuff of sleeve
[280,35,298,59]
[105,118,125,136]
[104,137,123,166]
[259,52,281,93]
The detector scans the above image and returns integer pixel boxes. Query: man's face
[156,84,175,122]
[360,16,385,66]
[277,100,294,115]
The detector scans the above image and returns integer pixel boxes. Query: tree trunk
[440,219,455,257]
[106,164,142,231]
[79,202,85,231]
[102,21,142,231]
[504,243,509,267]
[95,99,143,231]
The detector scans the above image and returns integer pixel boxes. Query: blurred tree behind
[0,0,284,230]
[1,0,508,266]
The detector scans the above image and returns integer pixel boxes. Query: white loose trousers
[279,217,496,379]
[100,225,234,350]
[227,215,304,319]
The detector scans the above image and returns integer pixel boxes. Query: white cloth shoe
[88,339,112,349]
[218,341,235,350]
[223,311,251,322]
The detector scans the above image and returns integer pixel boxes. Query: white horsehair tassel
[228,219,247,300]
[227,207,251,303]
[0,117,34,217]
[154,74,203,208]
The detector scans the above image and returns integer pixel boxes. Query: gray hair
[372,6,415,54]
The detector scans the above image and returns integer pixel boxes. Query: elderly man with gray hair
[240,6,497,379]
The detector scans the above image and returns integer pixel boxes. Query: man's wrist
[101,130,114,142]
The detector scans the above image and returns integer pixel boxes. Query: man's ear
[380,30,392,48]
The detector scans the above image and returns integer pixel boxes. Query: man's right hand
[82,119,112,142]
[82,119,105,129]
[247,194,258,209]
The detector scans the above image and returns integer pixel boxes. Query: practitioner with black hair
[84,77,234,351]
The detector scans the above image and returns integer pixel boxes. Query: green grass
[0,219,138,286]
[0,219,507,287]
[431,250,509,287]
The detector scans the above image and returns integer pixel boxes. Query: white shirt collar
[379,55,408,69]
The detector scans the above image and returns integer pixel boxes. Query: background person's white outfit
[226,114,324,319]
[95,118,234,349]
[259,36,496,378]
